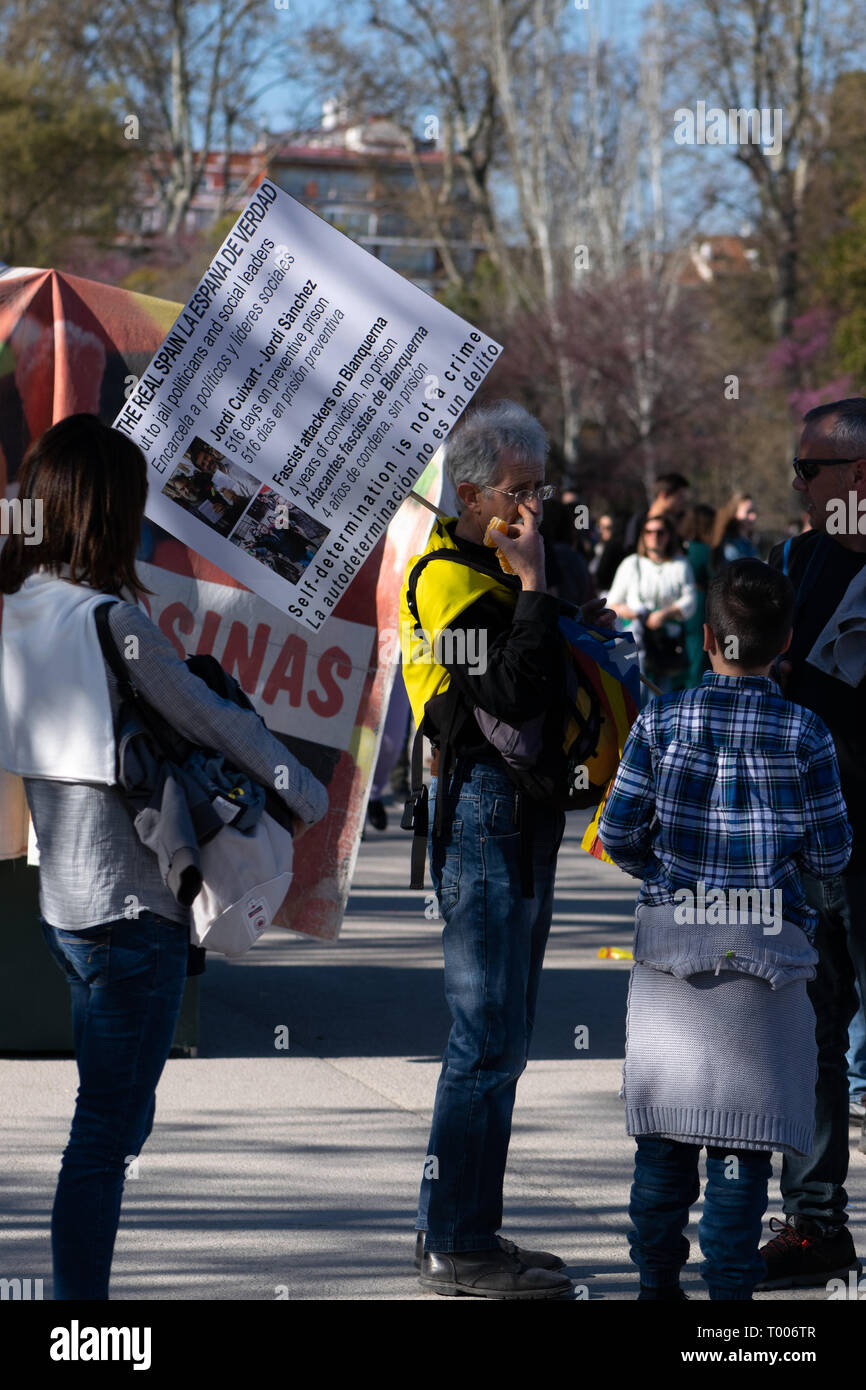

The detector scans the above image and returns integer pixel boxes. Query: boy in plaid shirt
[599,559,852,1300]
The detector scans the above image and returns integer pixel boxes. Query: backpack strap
[781,535,793,576]
[405,549,521,631]
[94,600,190,764]
[403,721,429,891]
[94,601,134,699]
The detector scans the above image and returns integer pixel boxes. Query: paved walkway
[2,804,864,1299]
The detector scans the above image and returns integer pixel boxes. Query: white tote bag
[190,812,294,958]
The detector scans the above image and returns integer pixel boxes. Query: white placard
[114,181,501,631]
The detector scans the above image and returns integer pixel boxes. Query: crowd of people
[1,397,863,1303]
[400,397,865,1300]
[547,475,781,694]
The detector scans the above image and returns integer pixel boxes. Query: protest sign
[113,180,501,631]
[0,266,445,941]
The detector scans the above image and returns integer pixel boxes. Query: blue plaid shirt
[597,672,853,936]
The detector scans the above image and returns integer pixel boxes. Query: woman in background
[711,492,758,569]
[606,514,697,693]
[680,503,716,687]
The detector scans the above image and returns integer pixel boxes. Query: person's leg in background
[41,912,189,1300]
[846,983,866,1118]
[762,870,863,1285]
[700,1147,772,1300]
[367,675,411,832]
[628,1136,699,1298]
[843,870,866,1136]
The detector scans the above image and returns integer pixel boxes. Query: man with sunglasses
[400,400,612,1298]
[759,398,866,1288]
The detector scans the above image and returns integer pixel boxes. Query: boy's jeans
[629,1136,772,1298]
[781,868,866,1229]
[41,912,189,1299]
[417,757,565,1253]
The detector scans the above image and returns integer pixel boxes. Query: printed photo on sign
[161,437,258,538]
[230,485,330,585]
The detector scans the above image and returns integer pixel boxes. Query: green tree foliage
[819,197,866,380]
[0,62,129,266]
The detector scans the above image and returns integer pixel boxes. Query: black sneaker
[414,1230,564,1272]
[419,1246,572,1299]
[756,1215,861,1290]
[638,1285,688,1300]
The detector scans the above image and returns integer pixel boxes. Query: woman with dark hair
[0,413,328,1300]
[606,513,698,692]
[710,492,758,569]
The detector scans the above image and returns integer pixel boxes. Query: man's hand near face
[493,502,548,592]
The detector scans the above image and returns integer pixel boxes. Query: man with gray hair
[399,400,611,1298]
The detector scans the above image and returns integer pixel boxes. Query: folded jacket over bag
[623,901,820,1157]
[96,601,296,956]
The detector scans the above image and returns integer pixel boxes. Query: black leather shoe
[415,1230,564,1272]
[418,1247,573,1299]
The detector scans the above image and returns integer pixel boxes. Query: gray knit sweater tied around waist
[623,901,819,1157]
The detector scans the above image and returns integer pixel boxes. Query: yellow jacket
[398,516,517,730]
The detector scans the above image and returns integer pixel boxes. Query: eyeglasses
[792,455,861,482]
[484,483,557,506]
[643,526,666,536]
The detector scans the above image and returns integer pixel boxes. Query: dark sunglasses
[792,455,860,482]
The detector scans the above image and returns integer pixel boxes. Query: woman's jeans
[41,912,189,1300]
[417,757,566,1253]
[629,1136,772,1299]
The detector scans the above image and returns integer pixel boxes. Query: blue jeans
[417,757,566,1253]
[846,982,866,1100]
[629,1136,772,1299]
[41,912,189,1300]
[781,868,866,1229]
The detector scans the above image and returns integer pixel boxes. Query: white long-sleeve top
[606,553,698,621]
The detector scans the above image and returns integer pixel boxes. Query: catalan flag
[557,617,641,865]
